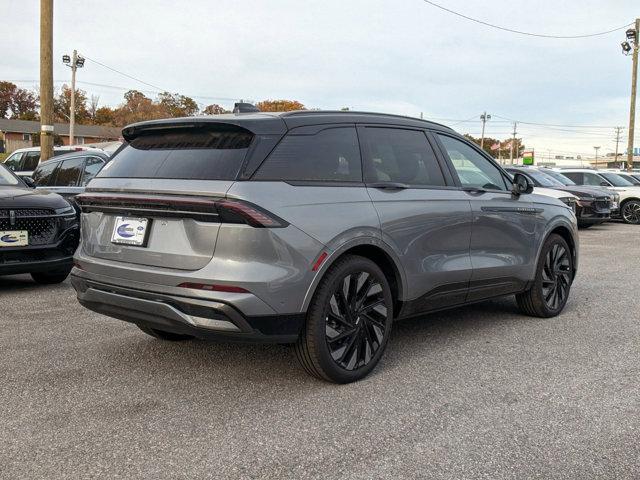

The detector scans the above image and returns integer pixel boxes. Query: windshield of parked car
[599,172,634,187]
[619,173,640,185]
[540,169,576,186]
[0,163,20,186]
[514,169,565,187]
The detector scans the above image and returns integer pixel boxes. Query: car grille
[0,208,58,246]
[594,197,611,210]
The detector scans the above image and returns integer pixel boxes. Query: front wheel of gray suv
[294,255,393,383]
[516,234,573,318]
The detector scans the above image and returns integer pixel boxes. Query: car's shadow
[103,295,545,388]
[0,274,70,292]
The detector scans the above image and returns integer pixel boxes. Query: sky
[2,0,638,162]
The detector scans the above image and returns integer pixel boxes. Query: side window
[437,135,508,191]
[31,161,59,186]
[254,127,362,182]
[22,151,41,171]
[3,152,23,171]
[54,157,85,186]
[561,172,582,184]
[81,157,105,186]
[583,172,607,186]
[362,128,446,186]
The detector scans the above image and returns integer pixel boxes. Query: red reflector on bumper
[312,252,328,271]
[178,282,249,293]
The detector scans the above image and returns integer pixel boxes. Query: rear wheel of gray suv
[294,255,393,383]
[137,325,193,341]
[621,200,640,224]
[516,234,573,318]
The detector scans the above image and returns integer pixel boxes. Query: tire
[294,255,394,383]
[516,234,574,318]
[30,268,71,284]
[621,200,640,224]
[137,324,193,341]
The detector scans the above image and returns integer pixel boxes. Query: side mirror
[512,173,534,196]
[22,176,36,188]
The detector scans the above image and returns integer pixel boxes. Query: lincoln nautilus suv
[71,111,579,383]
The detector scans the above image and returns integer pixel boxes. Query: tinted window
[32,160,59,186]
[583,172,608,186]
[99,125,253,180]
[438,135,508,190]
[22,151,41,171]
[82,157,105,186]
[254,127,362,182]
[362,128,445,186]
[620,173,640,185]
[540,169,575,186]
[4,152,23,171]
[599,172,634,187]
[561,172,583,184]
[54,157,85,186]
[507,168,564,188]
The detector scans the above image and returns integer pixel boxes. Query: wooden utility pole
[69,49,78,144]
[39,0,54,161]
[614,126,623,167]
[509,122,517,165]
[627,18,640,172]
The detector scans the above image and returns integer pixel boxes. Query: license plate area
[111,217,150,247]
[0,230,29,247]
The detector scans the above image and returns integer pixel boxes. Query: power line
[492,114,615,129]
[419,0,632,39]
[81,55,166,91]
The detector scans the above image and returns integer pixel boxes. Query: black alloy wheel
[325,271,389,371]
[295,255,393,383]
[540,243,572,311]
[621,200,640,224]
[516,233,574,318]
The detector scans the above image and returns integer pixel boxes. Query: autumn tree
[112,90,164,125]
[94,106,117,126]
[54,84,90,123]
[202,104,229,115]
[158,91,199,117]
[255,99,305,112]
[0,81,39,120]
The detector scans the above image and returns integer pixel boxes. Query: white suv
[560,168,640,224]
[2,146,96,177]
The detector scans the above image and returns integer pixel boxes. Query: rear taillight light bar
[76,193,288,228]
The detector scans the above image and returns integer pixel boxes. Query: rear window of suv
[99,125,253,180]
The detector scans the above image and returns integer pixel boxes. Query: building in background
[0,119,121,153]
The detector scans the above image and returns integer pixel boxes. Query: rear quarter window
[99,125,253,180]
[253,127,362,182]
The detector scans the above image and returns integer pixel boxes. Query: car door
[434,133,538,301]
[359,125,473,314]
[21,151,41,176]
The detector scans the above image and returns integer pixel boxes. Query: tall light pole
[480,112,491,149]
[509,122,517,165]
[621,19,639,171]
[40,0,54,161]
[593,146,601,169]
[62,50,85,145]
[614,126,624,167]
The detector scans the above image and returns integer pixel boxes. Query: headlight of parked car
[559,197,577,214]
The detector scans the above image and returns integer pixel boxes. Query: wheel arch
[300,238,407,316]
[537,221,579,279]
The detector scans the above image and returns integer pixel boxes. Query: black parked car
[505,166,613,228]
[30,150,112,207]
[0,163,79,283]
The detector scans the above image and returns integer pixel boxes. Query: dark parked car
[30,150,111,207]
[505,166,613,228]
[72,111,578,383]
[0,163,79,283]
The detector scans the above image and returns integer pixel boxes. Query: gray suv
[71,111,579,383]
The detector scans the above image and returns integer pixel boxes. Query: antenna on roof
[233,102,260,113]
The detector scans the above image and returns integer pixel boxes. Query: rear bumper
[71,272,304,343]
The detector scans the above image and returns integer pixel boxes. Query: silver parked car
[71,111,579,383]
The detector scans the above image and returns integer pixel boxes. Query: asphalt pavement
[1,222,639,479]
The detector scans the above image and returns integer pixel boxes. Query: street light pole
[622,19,640,171]
[62,50,84,145]
[480,112,491,149]
[594,146,601,169]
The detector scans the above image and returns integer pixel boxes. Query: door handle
[368,182,409,190]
